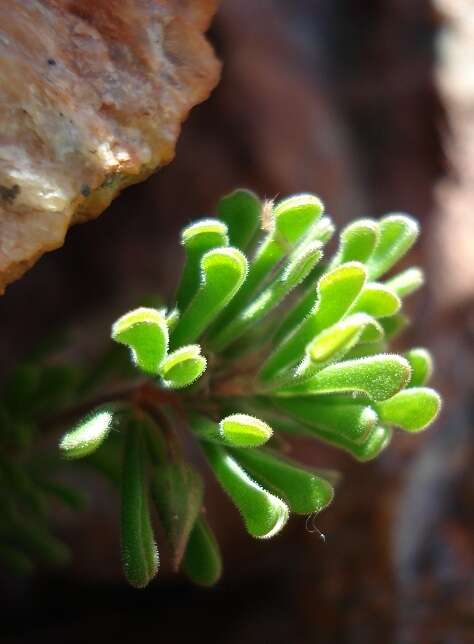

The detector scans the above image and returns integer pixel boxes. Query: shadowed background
[1,1,473,643]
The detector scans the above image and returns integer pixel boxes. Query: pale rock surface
[0,0,220,292]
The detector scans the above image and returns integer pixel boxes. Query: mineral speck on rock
[0,0,220,293]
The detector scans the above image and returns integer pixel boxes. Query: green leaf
[331,218,379,267]
[220,414,273,447]
[112,307,169,375]
[272,395,378,443]
[159,345,207,389]
[191,414,273,448]
[59,405,117,459]
[347,425,393,461]
[209,241,322,351]
[176,219,229,311]
[375,387,441,432]
[404,348,433,387]
[233,448,334,514]
[217,189,261,250]
[366,214,419,279]
[201,443,289,539]
[170,247,248,349]
[121,425,159,588]
[350,283,401,318]
[276,354,411,401]
[385,267,424,298]
[182,515,222,586]
[306,313,382,365]
[152,460,203,569]
[259,262,367,381]
[292,421,392,462]
[273,194,324,242]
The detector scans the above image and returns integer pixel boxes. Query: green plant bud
[112,307,169,375]
[233,448,334,514]
[306,313,382,365]
[404,348,433,386]
[209,242,322,351]
[176,219,229,310]
[159,345,207,389]
[191,414,273,448]
[121,425,159,588]
[183,515,222,586]
[152,459,203,569]
[171,247,248,349]
[385,267,424,298]
[276,354,411,401]
[259,262,367,381]
[201,443,289,539]
[375,387,441,432]
[59,405,118,460]
[217,188,261,250]
[366,214,419,279]
[272,395,378,443]
[350,283,401,318]
[273,193,324,242]
[221,414,273,447]
[331,218,379,267]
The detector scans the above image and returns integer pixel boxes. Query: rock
[0,0,220,293]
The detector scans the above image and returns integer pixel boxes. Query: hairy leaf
[59,405,117,459]
[350,283,401,318]
[201,443,289,539]
[121,426,158,588]
[386,267,424,298]
[171,248,248,349]
[405,348,433,387]
[331,218,379,267]
[191,414,272,448]
[366,214,419,279]
[152,460,203,569]
[159,345,207,389]
[375,387,441,432]
[182,515,222,586]
[112,307,169,375]
[276,354,411,401]
[217,189,261,250]
[272,395,378,443]
[234,448,334,514]
[176,219,229,311]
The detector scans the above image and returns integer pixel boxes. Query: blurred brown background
[1,1,474,643]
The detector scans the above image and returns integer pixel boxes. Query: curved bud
[112,307,168,375]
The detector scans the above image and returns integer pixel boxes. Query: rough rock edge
[0,1,221,293]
